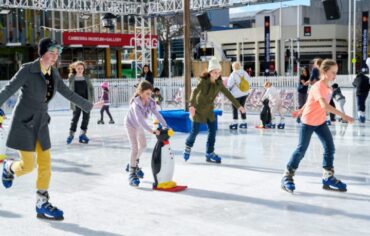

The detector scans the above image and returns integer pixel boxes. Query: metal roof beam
[0,0,297,15]
[0,0,142,14]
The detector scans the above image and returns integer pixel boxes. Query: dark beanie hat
[38,38,59,57]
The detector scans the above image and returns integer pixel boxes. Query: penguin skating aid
[152,128,187,192]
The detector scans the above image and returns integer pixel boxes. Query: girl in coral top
[281,59,354,193]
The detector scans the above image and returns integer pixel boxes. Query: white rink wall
[0,75,368,119]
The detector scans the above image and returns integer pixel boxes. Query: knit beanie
[208,57,222,72]
[100,82,109,89]
[38,38,61,57]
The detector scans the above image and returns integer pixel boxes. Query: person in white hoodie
[261,81,286,129]
[227,62,251,130]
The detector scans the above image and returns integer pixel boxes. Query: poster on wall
[264,16,270,75]
[361,11,368,72]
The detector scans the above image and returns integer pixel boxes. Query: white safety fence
[0,75,368,119]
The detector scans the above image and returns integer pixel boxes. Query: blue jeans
[287,122,335,170]
[185,120,217,154]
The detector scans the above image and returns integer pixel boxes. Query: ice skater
[141,64,154,85]
[183,57,246,163]
[152,87,163,110]
[227,61,250,130]
[297,66,310,123]
[124,80,168,187]
[309,58,322,85]
[97,82,115,124]
[261,81,285,129]
[66,61,95,144]
[352,68,370,123]
[0,38,101,220]
[281,59,354,193]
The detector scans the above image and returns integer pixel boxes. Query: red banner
[63,32,158,48]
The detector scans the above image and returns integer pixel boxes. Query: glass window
[110,49,117,78]
[43,11,51,38]
[0,14,6,44]
[25,9,34,44]
[0,47,32,80]
[8,10,15,42]
[84,48,99,78]
[94,13,101,33]
[17,9,25,44]
[60,47,108,79]
[59,48,72,78]
[304,17,310,25]
[62,12,69,30]
[97,48,106,78]
[116,15,122,33]
[35,11,42,42]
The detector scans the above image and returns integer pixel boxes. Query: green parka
[189,76,241,123]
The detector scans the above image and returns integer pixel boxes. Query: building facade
[208,0,370,75]
[0,9,155,80]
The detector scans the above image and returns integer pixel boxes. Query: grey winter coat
[0,59,93,151]
[68,75,95,111]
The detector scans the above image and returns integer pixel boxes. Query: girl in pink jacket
[124,81,167,187]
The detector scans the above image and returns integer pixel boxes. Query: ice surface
[0,108,369,236]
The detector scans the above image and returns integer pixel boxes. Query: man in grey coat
[0,38,94,221]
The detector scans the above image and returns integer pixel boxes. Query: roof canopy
[0,0,297,15]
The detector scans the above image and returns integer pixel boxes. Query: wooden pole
[152,48,158,78]
[183,0,191,111]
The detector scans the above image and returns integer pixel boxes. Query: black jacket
[298,74,309,93]
[309,68,320,84]
[143,72,154,85]
[353,73,370,96]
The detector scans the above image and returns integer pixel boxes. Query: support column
[348,0,352,74]
[255,41,260,76]
[152,48,158,77]
[332,39,337,60]
[281,39,285,75]
[183,0,191,111]
[236,42,241,62]
[68,12,71,29]
[275,39,280,75]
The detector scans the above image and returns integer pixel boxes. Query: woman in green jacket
[183,57,246,163]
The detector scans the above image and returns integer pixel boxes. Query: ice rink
[0,107,369,236]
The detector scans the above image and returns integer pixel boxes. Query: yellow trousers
[11,141,51,190]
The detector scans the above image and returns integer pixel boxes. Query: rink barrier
[0,75,368,119]
[159,109,223,133]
